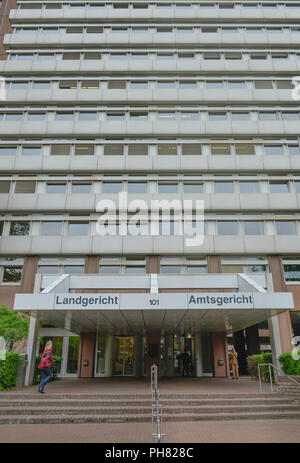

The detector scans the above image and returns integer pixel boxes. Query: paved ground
[0,420,299,443]
[0,376,275,395]
[1,376,297,443]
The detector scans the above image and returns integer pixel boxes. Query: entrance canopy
[14,272,294,336]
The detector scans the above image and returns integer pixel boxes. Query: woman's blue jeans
[39,368,53,391]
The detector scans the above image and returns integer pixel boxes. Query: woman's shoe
[38,390,45,393]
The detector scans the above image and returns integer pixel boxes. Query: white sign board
[14,292,294,311]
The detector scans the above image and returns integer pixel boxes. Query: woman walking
[38,340,55,393]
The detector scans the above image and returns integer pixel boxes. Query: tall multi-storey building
[1,0,300,381]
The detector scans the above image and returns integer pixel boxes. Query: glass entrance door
[113,336,134,376]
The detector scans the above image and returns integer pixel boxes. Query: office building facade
[0,0,300,380]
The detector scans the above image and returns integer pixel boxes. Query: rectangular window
[235,144,255,155]
[182,144,202,155]
[128,183,147,194]
[11,82,28,89]
[81,81,99,89]
[275,221,297,235]
[181,112,199,120]
[2,267,22,283]
[225,53,242,60]
[64,266,85,275]
[83,53,101,60]
[62,53,80,60]
[68,223,89,235]
[130,81,148,89]
[277,81,293,89]
[128,144,148,156]
[259,112,278,121]
[295,182,300,193]
[203,53,221,60]
[0,146,17,156]
[179,81,197,89]
[56,113,74,121]
[78,112,97,121]
[74,145,94,155]
[86,27,103,34]
[183,183,203,193]
[244,221,264,235]
[214,182,234,194]
[102,182,122,193]
[206,81,223,89]
[270,182,289,193]
[47,183,66,194]
[104,144,124,156]
[125,266,145,274]
[9,222,30,236]
[211,144,231,155]
[217,221,238,235]
[6,113,23,121]
[21,146,41,156]
[158,183,178,194]
[228,81,245,89]
[51,145,70,156]
[208,112,227,121]
[158,112,176,120]
[254,81,273,89]
[232,113,250,121]
[264,145,283,155]
[99,266,120,274]
[157,81,175,89]
[129,112,148,120]
[0,182,10,193]
[15,181,36,194]
[41,222,62,236]
[38,266,59,275]
[288,145,300,155]
[283,264,300,282]
[71,183,92,194]
[239,182,259,193]
[27,113,46,121]
[106,113,125,120]
[59,81,77,89]
[157,144,177,155]
[160,265,181,274]
[282,113,299,121]
[107,81,126,89]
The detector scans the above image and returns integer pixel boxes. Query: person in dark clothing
[182,351,192,377]
[38,340,55,393]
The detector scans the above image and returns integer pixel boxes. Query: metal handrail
[151,364,165,442]
[258,363,300,393]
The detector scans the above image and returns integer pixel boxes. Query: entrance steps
[277,377,300,398]
[1,392,300,424]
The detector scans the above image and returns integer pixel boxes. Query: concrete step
[0,392,284,400]
[1,404,300,416]
[2,410,300,424]
[0,397,295,407]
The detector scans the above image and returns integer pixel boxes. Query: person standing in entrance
[230,348,239,380]
[38,340,55,393]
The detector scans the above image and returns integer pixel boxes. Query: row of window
[2,179,300,194]
[2,110,300,122]
[0,143,299,156]
[1,219,300,236]
[13,26,300,34]
[16,2,300,11]
[8,51,300,60]
[2,254,300,284]
[4,79,293,90]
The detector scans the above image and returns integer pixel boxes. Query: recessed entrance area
[113,336,135,376]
